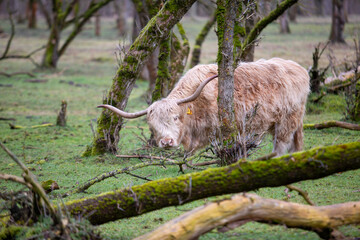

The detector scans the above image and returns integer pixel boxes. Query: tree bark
[66,141,360,225]
[314,0,324,16]
[136,193,360,240]
[95,12,101,36]
[151,36,171,102]
[279,10,291,34]
[216,0,239,137]
[329,0,346,44]
[83,0,197,156]
[27,0,37,29]
[113,0,127,36]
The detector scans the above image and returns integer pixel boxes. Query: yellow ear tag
[187,107,193,115]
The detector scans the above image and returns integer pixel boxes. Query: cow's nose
[160,138,174,147]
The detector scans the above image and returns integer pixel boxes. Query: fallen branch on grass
[9,123,53,129]
[63,141,360,225]
[0,71,36,78]
[286,184,315,206]
[303,120,360,131]
[135,193,359,240]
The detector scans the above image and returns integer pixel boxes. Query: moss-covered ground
[0,15,359,239]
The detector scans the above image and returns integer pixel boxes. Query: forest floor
[0,15,360,239]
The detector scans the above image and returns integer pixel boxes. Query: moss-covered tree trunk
[190,12,216,68]
[151,36,171,102]
[67,144,360,225]
[65,142,360,225]
[41,0,113,69]
[84,0,197,156]
[216,0,239,137]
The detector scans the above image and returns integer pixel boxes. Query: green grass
[1,15,360,239]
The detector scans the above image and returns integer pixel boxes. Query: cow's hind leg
[288,122,304,153]
[273,112,303,156]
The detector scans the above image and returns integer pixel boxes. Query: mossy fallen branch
[136,193,360,240]
[63,142,360,225]
[304,120,360,131]
[9,123,54,129]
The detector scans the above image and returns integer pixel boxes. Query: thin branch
[0,71,36,78]
[0,173,32,188]
[286,184,316,206]
[125,172,152,181]
[0,10,15,59]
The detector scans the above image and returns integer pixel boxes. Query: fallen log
[303,120,360,131]
[136,193,360,240]
[63,142,360,225]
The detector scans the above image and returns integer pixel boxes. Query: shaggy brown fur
[147,58,309,155]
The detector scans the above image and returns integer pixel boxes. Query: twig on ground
[0,71,36,78]
[286,184,316,206]
[125,172,152,181]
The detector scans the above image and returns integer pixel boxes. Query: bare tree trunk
[68,142,360,225]
[113,0,127,36]
[95,12,101,36]
[329,0,346,43]
[288,3,298,22]
[37,0,52,29]
[314,0,324,16]
[16,0,27,24]
[27,0,37,29]
[83,0,197,156]
[279,10,291,34]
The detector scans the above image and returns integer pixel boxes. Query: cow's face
[147,99,185,149]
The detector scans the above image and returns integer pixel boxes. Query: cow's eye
[174,116,179,121]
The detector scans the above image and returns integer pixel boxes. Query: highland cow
[99,58,310,156]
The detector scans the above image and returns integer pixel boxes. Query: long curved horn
[176,74,218,105]
[97,104,148,119]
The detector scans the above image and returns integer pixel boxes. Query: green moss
[0,225,23,240]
